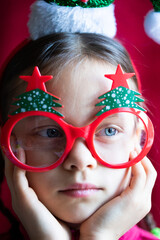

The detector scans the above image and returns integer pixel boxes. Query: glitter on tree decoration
[96,65,145,116]
[44,0,114,8]
[11,89,63,117]
[11,67,63,117]
[96,87,145,116]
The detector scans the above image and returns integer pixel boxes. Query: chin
[61,212,91,224]
[54,207,96,225]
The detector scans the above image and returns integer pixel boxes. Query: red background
[0,0,160,234]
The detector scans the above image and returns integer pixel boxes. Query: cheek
[96,143,132,165]
[26,170,60,199]
[102,167,131,198]
[26,171,63,217]
[25,151,53,167]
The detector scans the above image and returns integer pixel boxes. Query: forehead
[45,60,117,126]
[46,59,116,90]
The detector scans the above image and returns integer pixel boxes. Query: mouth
[59,183,103,198]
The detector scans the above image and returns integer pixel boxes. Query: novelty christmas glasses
[0,65,154,172]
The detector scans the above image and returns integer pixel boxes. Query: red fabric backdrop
[0,0,160,234]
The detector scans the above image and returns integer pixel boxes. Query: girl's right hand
[4,148,71,240]
[79,157,157,240]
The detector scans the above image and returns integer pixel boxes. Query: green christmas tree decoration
[96,86,145,116]
[96,65,145,116]
[11,66,63,117]
[11,89,63,117]
[150,0,160,12]
[44,0,114,8]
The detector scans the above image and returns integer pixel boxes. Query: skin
[3,60,157,240]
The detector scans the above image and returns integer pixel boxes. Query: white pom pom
[144,9,160,44]
[28,0,117,40]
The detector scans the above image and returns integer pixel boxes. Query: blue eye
[105,128,117,136]
[95,127,118,137]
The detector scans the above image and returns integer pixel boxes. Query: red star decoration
[105,64,135,90]
[20,66,53,92]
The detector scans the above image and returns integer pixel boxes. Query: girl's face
[26,60,135,224]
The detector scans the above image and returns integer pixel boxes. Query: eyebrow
[106,113,126,120]
[100,113,136,126]
[107,113,119,119]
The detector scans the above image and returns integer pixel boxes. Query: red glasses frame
[0,107,154,172]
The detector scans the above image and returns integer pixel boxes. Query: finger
[129,160,146,192]
[4,153,14,177]
[4,155,15,191]
[141,157,157,192]
[12,147,29,194]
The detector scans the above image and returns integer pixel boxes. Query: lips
[59,183,102,198]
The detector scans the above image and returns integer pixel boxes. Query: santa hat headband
[28,0,117,40]
[28,0,160,45]
[144,0,160,44]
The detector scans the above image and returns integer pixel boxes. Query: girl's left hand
[79,157,157,240]
[4,148,71,240]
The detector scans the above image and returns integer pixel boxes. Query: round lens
[10,116,67,168]
[93,112,147,165]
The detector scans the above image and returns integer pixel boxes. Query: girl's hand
[79,157,157,240]
[4,148,71,240]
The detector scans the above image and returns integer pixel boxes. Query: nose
[62,138,97,171]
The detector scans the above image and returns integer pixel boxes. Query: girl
[0,32,157,240]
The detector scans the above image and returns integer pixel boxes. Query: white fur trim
[28,0,116,40]
[144,10,160,44]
